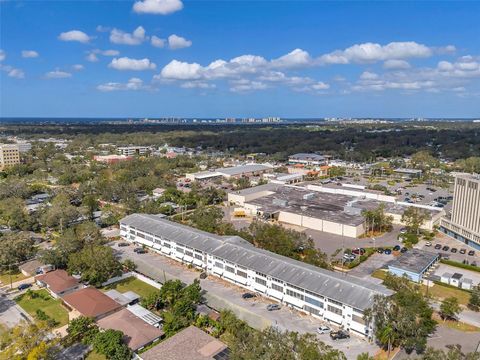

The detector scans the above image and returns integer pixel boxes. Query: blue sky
[1,0,479,118]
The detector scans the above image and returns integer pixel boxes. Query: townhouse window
[271,283,283,293]
[255,277,267,286]
[195,254,203,260]
[327,305,342,316]
[214,262,224,269]
[185,250,193,257]
[352,314,366,325]
[237,270,247,278]
[225,266,235,273]
[286,289,304,301]
[305,296,323,308]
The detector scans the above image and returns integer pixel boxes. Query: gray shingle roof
[120,214,392,310]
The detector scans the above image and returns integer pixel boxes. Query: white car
[317,326,331,334]
[425,241,432,247]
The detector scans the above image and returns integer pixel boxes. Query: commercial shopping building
[440,174,480,250]
[0,144,21,170]
[288,153,328,166]
[228,184,443,238]
[119,214,393,337]
[186,163,274,181]
[387,249,439,283]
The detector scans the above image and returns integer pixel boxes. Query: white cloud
[319,41,432,64]
[359,71,379,80]
[151,35,166,48]
[159,60,202,80]
[181,81,216,89]
[72,64,84,71]
[96,25,110,33]
[21,50,39,58]
[383,59,411,70]
[101,49,120,56]
[133,0,183,14]
[86,53,99,62]
[97,77,149,91]
[271,49,312,68]
[109,57,156,71]
[311,81,330,90]
[45,69,72,79]
[0,50,5,62]
[168,34,192,49]
[230,79,268,92]
[110,26,147,45]
[8,68,25,79]
[58,30,90,43]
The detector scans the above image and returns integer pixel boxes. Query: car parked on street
[400,247,408,253]
[451,248,458,253]
[343,253,356,261]
[442,246,450,251]
[384,249,392,255]
[316,325,331,334]
[330,330,350,340]
[468,250,475,256]
[18,283,32,291]
[267,304,281,311]
[435,244,442,250]
[425,241,432,247]
[118,242,130,247]
[459,249,466,255]
[242,293,256,299]
[393,245,401,251]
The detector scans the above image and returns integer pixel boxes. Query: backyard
[101,276,159,299]
[15,289,69,327]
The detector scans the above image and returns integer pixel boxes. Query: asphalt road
[0,289,31,329]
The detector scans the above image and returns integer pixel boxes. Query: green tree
[0,232,36,271]
[122,259,137,272]
[0,198,31,230]
[68,245,122,286]
[65,316,99,345]
[468,286,480,311]
[362,204,394,234]
[401,207,430,235]
[92,329,132,360]
[439,297,461,321]
[189,206,224,233]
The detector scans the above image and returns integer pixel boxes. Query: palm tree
[379,325,397,359]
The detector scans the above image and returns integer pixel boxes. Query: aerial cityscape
[1,1,480,360]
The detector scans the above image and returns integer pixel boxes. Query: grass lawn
[433,313,480,332]
[15,289,69,327]
[0,271,28,285]
[86,351,107,360]
[371,269,388,280]
[423,284,470,306]
[101,277,158,299]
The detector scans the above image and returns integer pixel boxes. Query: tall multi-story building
[0,144,21,170]
[440,174,480,250]
[117,146,149,156]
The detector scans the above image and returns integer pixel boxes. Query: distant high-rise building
[0,144,21,170]
[440,174,480,250]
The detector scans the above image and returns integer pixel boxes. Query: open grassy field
[15,289,69,327]
[424,284,471,306]
[0,271,28,286]
[86,351,107,360]
[101,277,158,299]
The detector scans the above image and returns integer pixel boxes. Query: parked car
[459,249,466,255]
[384,249,392,255]
[451,248,458,253]
[136,248,147,254]
[400,247,408,253]
[267,304,281,311]
[133,247,143,253]
[330,330,350,340]
[242,293,256,299]
[352,248,365,255]
[199,272,208,279]
[425,241,432,247]
[442,246,450,251]
[393,245,401,251]
[343,253,356,261]
[400,228,408,234]
[377,248,384,254]
[118,242,130,247]
[18,283,32,291]
[316,325,331,334]
[435,244,442,250]
[468,250,475,256]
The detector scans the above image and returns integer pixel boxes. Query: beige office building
[440,174,480,250]
[0,144,21,170]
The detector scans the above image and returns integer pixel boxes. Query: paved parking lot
[112,243,380,359]
[0,289,31,329]
[416,232,479,263]
[432,263,480,286]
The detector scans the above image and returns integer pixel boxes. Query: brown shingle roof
[35,269,80,294]
[62,287,122,318]
[140,326,228,360]
[97,308,164,351]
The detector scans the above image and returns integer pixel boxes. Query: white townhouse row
[119,214,393,338]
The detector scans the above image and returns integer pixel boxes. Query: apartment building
[440,174,480,250]
[117,146,149,156]
[119,214,393,338]
[0,144,21,170]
